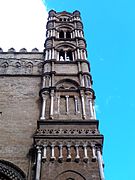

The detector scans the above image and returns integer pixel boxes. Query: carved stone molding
[0,59,43,75]
[34,139,102,147]
[36,128,99,136]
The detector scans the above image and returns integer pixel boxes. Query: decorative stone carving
[78,40,85,48]
[0,59,43,75]
[25,62,33,73]
[0,160,26,180]
[76,22,83,29]
[36,128,99,136]
[19,48,27,52]
[45,39,53,48]
[31,48,39,52]
[1,62,9,68]
[47,21,54,29]
[15,62,21,68]
[8,48,16,52]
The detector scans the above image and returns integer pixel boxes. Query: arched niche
[55,170,86,180]
[0,160,26,180]
[55,79,79,90]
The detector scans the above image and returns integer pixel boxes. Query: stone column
[57,31,59,38]
[75,144,80,162]
[93,104,97,119]
[40,93,47,120]
[71,32,73,38]
[74,96,79,114]
[67,144,71,161]
[42,144,47,161]
[75,30,78,37]
[57,96,60,114]
[80,91,86,119]
[73,31,75,38]
[50,144,55,160]
[57,51,59,61]
[45,50,48,60]
[52,48,55,59]
[64,51,67,61]
[65,95,69,114]
[91,144,97,161]
[78,30,80,37]
[83,144,88,162]
[58,144,63,161]
[53,29,55,37]
[49,49,52,60]
[84,50,87,60]
[52,74,54,87]
[97,149,105,180]
[72,52,75,61]
[74,50,77,59]
[42,76,46,88]
[35,146,42,180]
[78,62,81,72]
[89,99,94,118]
[50,90,54,119]
[64,32,66,38]
[77,49,80,59]
[81,76,85,87]
[80,31,83,38]
[48,31,50,37]
[80,49,83,59]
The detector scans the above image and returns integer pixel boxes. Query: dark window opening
[59,50,65,61]
[64,18,67,21]
[66,31,71,38]
[66,50,73,61]
[59,30,64,38]
[60,18,62,21]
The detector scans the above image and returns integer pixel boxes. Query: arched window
[59,30,64,38]
[66,50,73,61]
[66,31,71,38]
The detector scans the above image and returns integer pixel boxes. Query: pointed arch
[55,170,86,180]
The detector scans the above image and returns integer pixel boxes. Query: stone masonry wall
[0,51,44,176]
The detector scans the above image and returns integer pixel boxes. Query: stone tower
[0,10,104,180]
[33,10,104,180]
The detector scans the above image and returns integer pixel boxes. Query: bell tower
[33,10,104,180]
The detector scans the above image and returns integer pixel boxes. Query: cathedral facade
[0,10,104,180]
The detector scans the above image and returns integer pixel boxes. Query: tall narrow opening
[66,50,73,61]
[59,30,64,38]
[66,31,71,39]
[59,50,65,61]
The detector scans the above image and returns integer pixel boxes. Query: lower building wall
[0,76,41,175]
[41,161,100,180]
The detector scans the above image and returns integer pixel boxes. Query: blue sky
[0,0,135,179]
